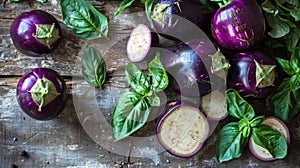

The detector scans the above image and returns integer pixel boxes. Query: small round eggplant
[152,0,216,40]
[10,10,62,57]
[228,51,278,98]
[156,101,209,157]
[160,39,226,97]
[249,116,290,161]
[16,68,67,120]
[211,0,265,50]
[126,24,159,62]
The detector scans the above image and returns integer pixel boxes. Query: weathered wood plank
[1,77,300,167]
[1,0,300,167]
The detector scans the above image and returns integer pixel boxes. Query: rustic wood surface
[1,0,300,167]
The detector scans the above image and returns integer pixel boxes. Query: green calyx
[255,60,276,88]
[151,4,170,28]
[29,77,60,112]
[33,23,61,49]
[210,49,231,79]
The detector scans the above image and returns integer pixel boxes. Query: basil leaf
[261,0,277,13]
[239,118,251,138]
[147,92,160,106]
[290,47,300,72]
[60,0,108,40]
[290,74,300,90]
[271,78,298,122]
[115,0,136,17]
[252,125,288,159]
[250,116,265,128]
[226,89,255,120]
[125,62,151,95]
[148,55,169,92]
[111,92,150,141]
[275,57,295,76]
[81,47,106,89]
[265,13,290,38]
[144,0,157,29]
[285,27,300,52]
[217,122,248,163]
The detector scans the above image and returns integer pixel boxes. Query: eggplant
[126,24,159,62]
[156,101,209,157]
[228,51,278,98]
[211,0,265,50]
[160,39,227,97]
[152,0,217,40]
[10,10,62,57]
[249,116,290,161]
[16,68,67,120]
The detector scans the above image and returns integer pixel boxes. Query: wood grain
[1,0,300,168]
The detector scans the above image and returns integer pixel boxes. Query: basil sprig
[271,47,300,123]
[111,55,168,141]
[217,89,288,163]
[81,47,106,89]
[60,0,109,40]
[260,0,300,52]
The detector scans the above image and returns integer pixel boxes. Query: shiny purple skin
[17,68,67,120]
[10,10,62,57]
[153,0,216,40]
[211,0,265,50]
[228,51,278,98]
[161,40,223,97]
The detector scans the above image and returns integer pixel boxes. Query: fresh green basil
[260,0,300,52]
[111,92,150,141]
[226,89,255,120]
[115,0,136,17]
[271,79,297,122]
[81,47,106,89]
[60,0,108,40]
[272,47,300,122]
[125,62,151,95]
[148,55,169,92]
[217,122,248,163]
[275,57,295,76]
[112,56,168,141]
[238,118,251,138]
[252,125,288,159]
[144,0,157,29]
[250,116,265,128]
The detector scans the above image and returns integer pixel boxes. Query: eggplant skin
[228,51,278,98]
[161,40,223,97]
[153,0,216,40]
[211,0,265,50]
[10,10,62,57]
[16,68,67,120]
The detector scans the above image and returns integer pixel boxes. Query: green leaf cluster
[261,0,300,52]
[271,47,300,123]
[111,55,168,141]
[217,89,288,162]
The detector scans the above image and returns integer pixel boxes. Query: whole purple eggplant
[211,0,265,50]
[161,39,225,97]
[152,0,216,40]
[17,68,67,120]
[10,10,62,57]
[228,51,278,98]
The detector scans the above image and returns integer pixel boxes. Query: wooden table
[1,0,300,167]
